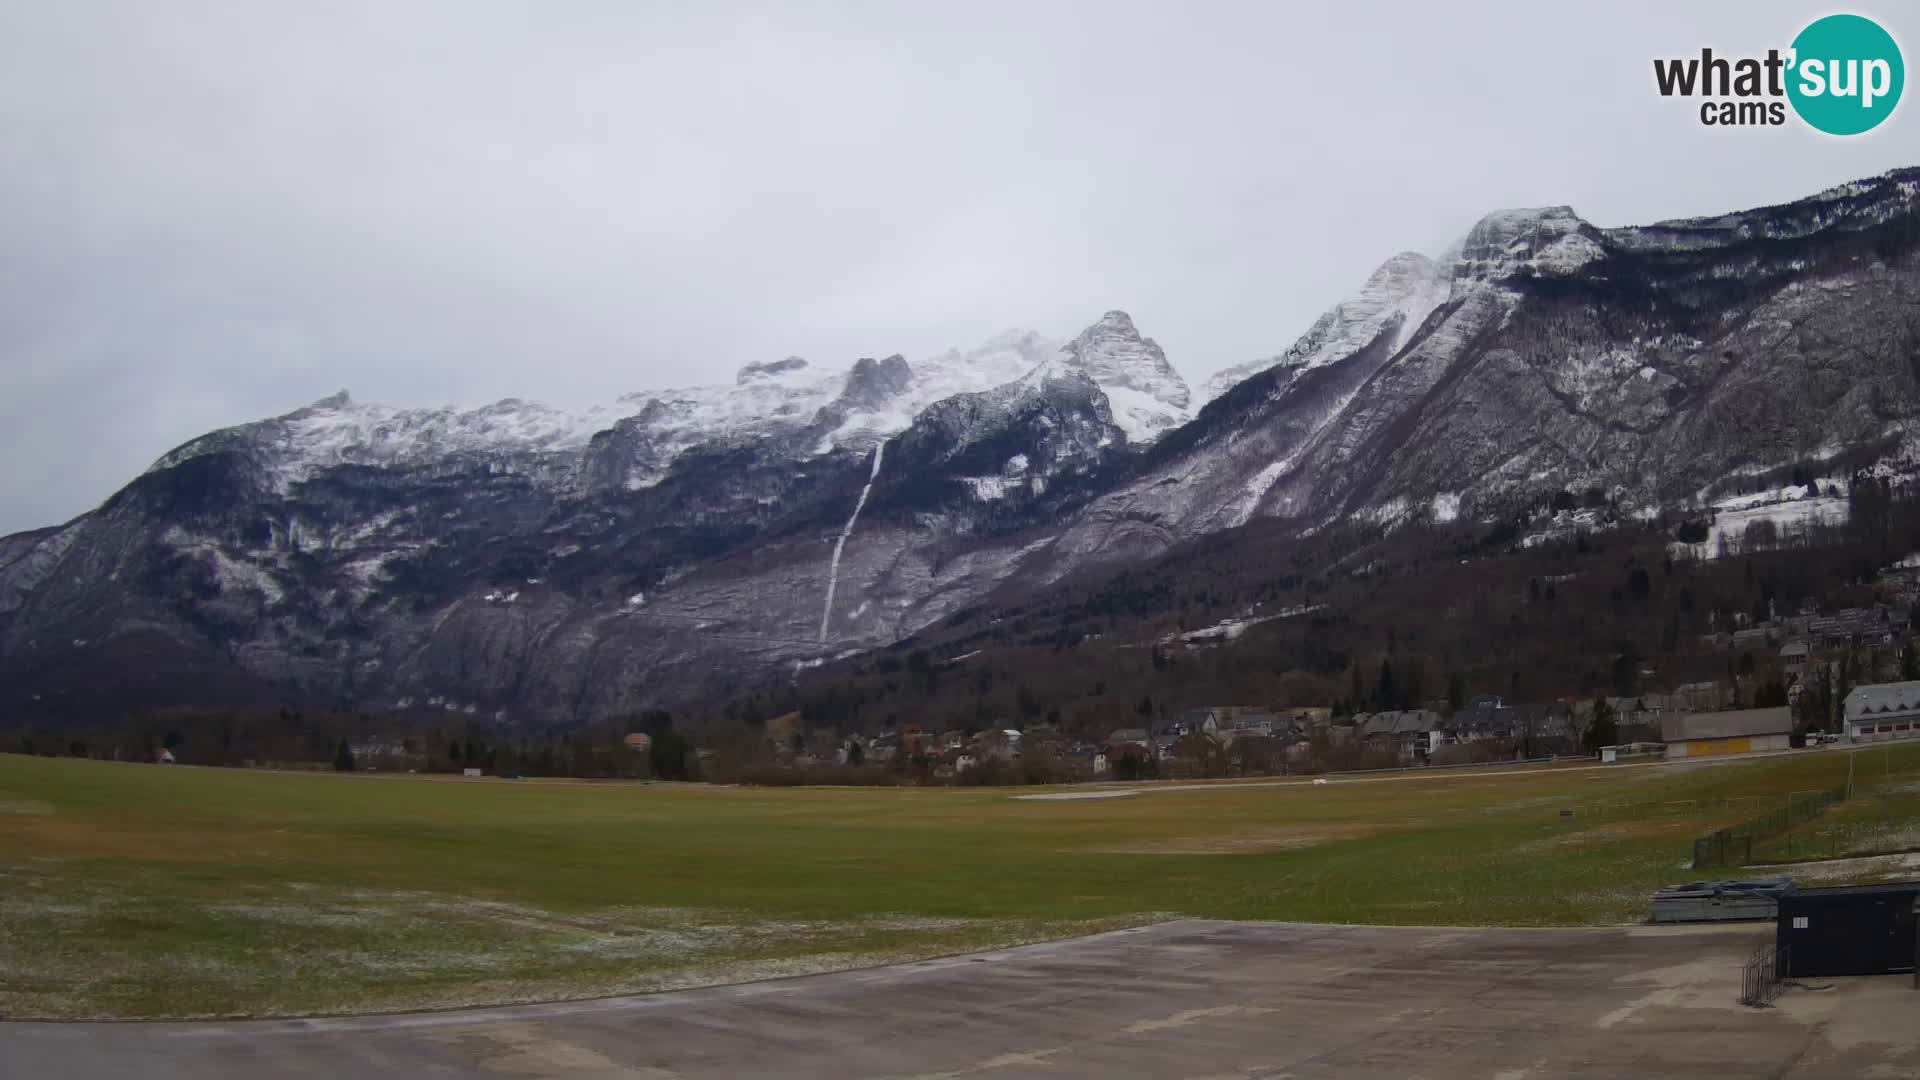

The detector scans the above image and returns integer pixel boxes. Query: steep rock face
[801,366,1136,646]
[1201,251,1451,402]
[833,355,915,413]
[1331,179,1920,523]
[877,366,1127,521]
[806,355,917,451]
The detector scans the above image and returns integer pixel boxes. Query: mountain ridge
[5,166,1919,723]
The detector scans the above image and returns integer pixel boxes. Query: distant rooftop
[1845,681,1920,718]
[1660,707,1792,742]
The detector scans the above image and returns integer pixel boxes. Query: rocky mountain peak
[1061,310,1189,399]
[1368,251,1439,288]
[834,354,914,413]
[1453,205,1601,280]
[736,356,810,384]
[1202,248,1454,404]
[1037,310,1193,443]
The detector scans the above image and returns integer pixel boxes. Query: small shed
[1776,882,1920,977]
[1660,707,1792,759]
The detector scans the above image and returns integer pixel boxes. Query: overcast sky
[0,1,1913,534]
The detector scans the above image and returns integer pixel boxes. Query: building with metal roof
[1659,707,1792,758]
[1843,681,1920,743]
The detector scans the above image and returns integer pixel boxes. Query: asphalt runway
[6,920,1915,1078]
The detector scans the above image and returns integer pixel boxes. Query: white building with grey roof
[1843,681,1920,742]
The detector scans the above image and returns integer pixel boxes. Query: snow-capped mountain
[144,322,1143,500]
[0,311,1183,720]
[5,167,1920,723]
[1051,169,1920,569]
[1041,311,1193,442]
[1200,251,1451,403]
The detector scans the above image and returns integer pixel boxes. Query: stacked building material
[1650,876,1793,923]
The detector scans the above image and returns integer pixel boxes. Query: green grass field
[4,748,1919,1020]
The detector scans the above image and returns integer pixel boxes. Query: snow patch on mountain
[817,333,1062,452]
[151,392,628,489]
[1199,208,1601,406]
[0,522,82,615]
[148,317,1180,490]
[1042,311,1192,442]
[1231,458,1293,526]
[1615,168,1920,251]
[1225,372,1375,529]
[1454,206,1602,280]
[1671,486,1850,561]
[161,525,286,604]
[963,475,1016,501]
[1202,251,1450,403]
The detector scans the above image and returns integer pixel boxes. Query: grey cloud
[0,0,1912,532]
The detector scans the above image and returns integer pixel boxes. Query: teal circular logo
[1787,14,1904,135]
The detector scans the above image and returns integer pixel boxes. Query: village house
[1352,712,1383,742]
[762,711,804,757]
[1504,703,1567,756]
[1357,709,1443,762]
[348,737,411,761]
[1878,560,1920,609]
[1225,710,1282,737]
[1449,697,1514,742]
[971,728,1022,762]
[1809,606,1900,650]
[1779,640,1811,680]
[1671,680,1729,713]
[1167,731,1226,777]
[1209,706,1283,735]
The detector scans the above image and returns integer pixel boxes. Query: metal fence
[1740,942,1789,1007]
[1763,819,1920,864]
[1693,830,1753,869]
[1692,784,1849,869]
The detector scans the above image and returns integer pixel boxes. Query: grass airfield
[2,747,1915,1019]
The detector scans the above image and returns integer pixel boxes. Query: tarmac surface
[7,919,1918,1078]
